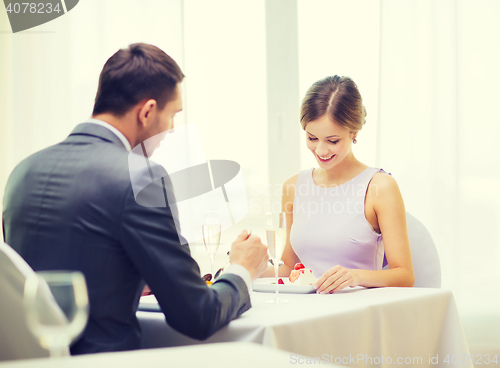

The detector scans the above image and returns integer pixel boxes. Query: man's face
[154,83,183,135]
[141,83,183,152]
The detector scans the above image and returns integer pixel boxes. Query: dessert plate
[138,295,161,312]
[252,277,316,294]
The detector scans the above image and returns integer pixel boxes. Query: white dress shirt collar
[85,118,132,152]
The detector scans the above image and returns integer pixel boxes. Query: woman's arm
[260,174,300,277]
[315,173,415,293]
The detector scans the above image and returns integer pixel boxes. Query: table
[138,287,473,368]
[0,342,345,368]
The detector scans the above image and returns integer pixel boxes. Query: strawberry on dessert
[289,263,317,285]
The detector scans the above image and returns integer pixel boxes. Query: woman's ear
[351,131,358,144]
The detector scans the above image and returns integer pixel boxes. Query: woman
[265,75,414,293]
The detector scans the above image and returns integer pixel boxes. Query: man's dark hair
[92,43,185,117]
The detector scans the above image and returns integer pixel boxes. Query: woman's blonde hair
[300,75,366,132]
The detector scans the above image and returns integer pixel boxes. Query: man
[2,43,268,355]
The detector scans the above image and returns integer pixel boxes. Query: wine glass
[202,211,221,278]
[24,271,89,358]
[265,212,289,304]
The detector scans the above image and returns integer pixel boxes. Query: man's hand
[229,230,269,280]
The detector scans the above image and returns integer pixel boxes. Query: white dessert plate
[252,277,316,294]
[139,294,161,312]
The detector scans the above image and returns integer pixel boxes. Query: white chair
[0,242,68,361]
[382,212,441,288]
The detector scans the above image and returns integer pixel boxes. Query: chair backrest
[382,212,441,288]
[0,242,69,361]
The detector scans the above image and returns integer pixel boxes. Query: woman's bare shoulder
[368,171,403,208]
[284,173,300,185]
[370,171,399,191]
[282,173,300,197]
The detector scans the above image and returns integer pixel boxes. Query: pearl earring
[353,138,357,144]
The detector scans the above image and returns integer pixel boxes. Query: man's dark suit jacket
[2,123,251,354]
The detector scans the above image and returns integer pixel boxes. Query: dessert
[289,263,316,285]
[202,273,213,286]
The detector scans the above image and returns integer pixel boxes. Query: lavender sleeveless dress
[289,167,386,277]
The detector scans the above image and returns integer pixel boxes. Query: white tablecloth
[0,342,342,368]
[138,287,473,368]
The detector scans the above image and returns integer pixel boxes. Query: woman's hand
[314,265,359,294]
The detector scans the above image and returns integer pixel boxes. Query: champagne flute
[24,271,89,358]
[202,211,221,278]
[265,212,289,304]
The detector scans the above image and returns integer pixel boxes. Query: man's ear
[137,99,157,128]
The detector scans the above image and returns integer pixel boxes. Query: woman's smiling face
[305,114,357,169]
